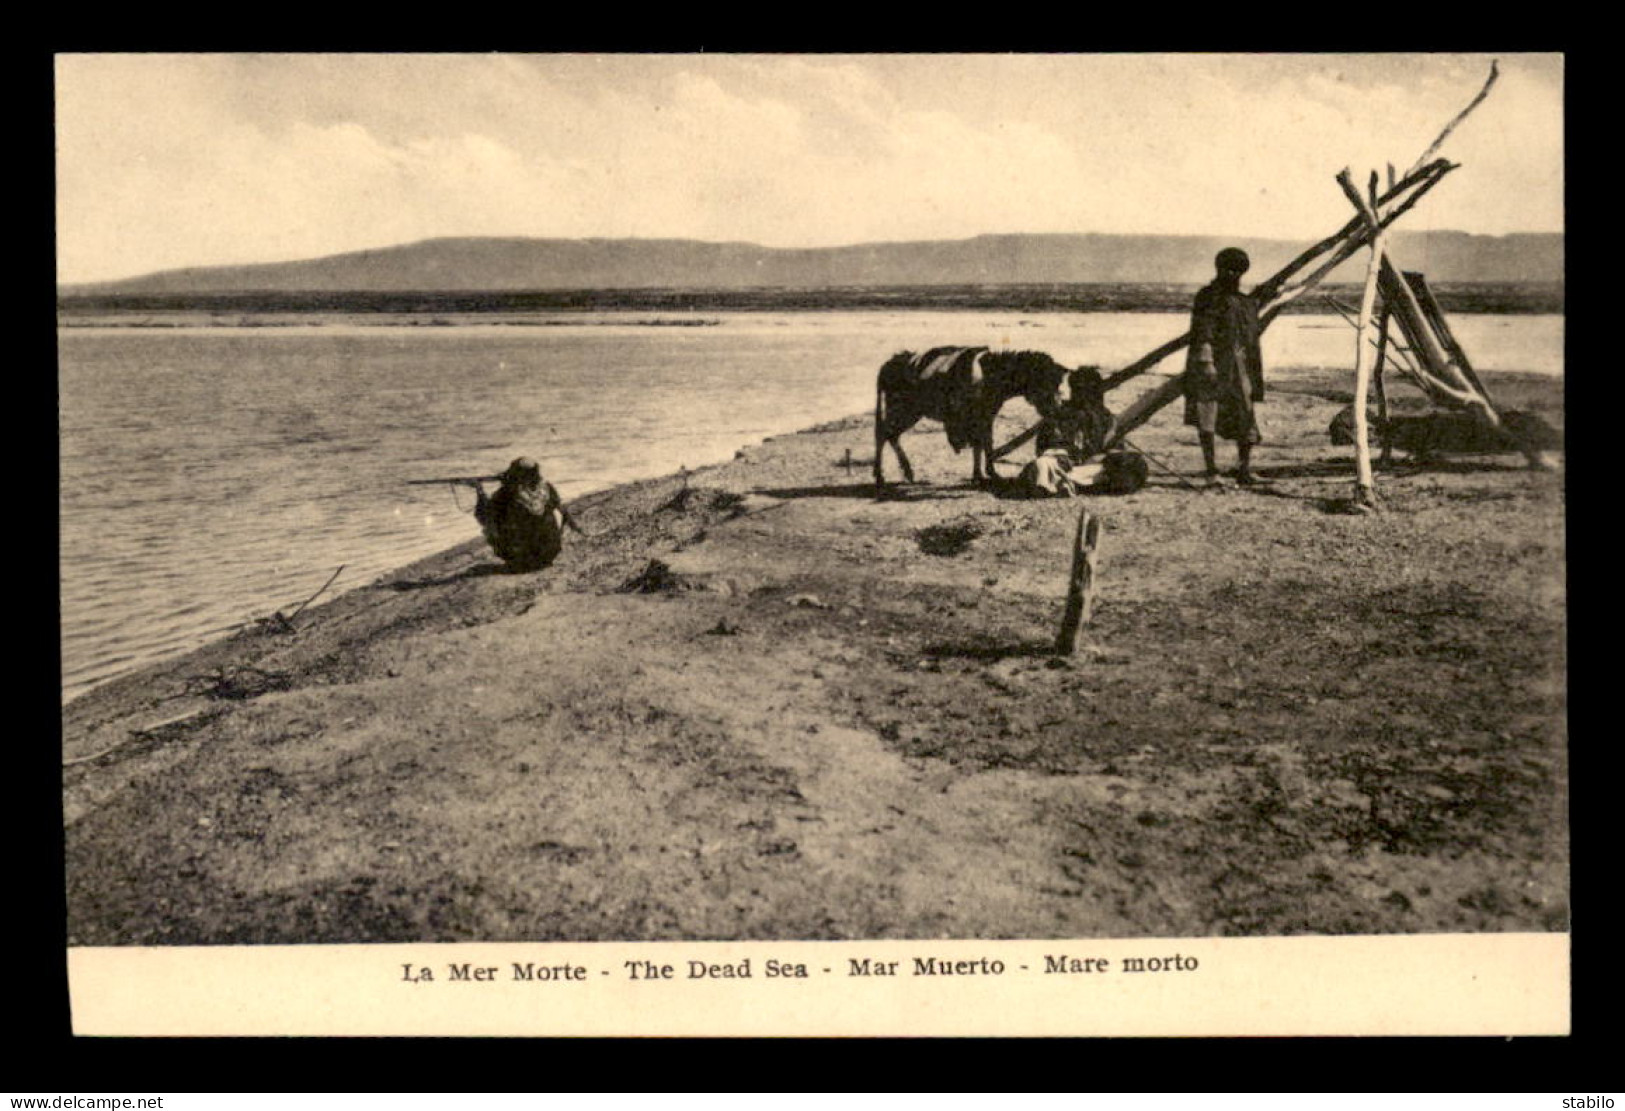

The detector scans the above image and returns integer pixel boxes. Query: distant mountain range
[64,232,1564,294]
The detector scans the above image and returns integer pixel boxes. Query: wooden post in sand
[1373,304,1393,467]
[1055,506,1102,656]
[1340,170,1387,511]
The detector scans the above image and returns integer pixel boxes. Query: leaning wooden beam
[1371,258,1453,374]
[1098,334,1201,394]
[1373,304,1394,466]
[1406,270,1495,407]
[1327,297,1421,378]
[1330,273,1485,409]
[1343,177,1500,428]
[1055,506,1102,656]
[1258,162,1456,325]
[1098,171,1456,445]
[1097,163,1458,450]
[1403,60,1499,179]
[1098,159,1455,395]
[1354,275,1479,408]
[1345,171,1387,509]
[1023,66,1499,460]
[1102,374,1187,447]
[1376,260,1500,423]
[1251,159,1449,306]
[989,423,1041,462]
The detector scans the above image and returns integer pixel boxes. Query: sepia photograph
[56,52,1566,1034]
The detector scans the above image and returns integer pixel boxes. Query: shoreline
[55,279,1568,319]
[58,405,868,709]
[56,311,1567,704]
[64,364,1568,944]
[57,301,1568,330]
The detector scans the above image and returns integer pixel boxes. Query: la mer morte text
[400,952,1198,983]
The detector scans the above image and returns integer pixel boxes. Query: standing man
[1184,247,1266,487]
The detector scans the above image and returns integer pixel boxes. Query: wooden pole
[1377,258,1501,425]
[1368,269,1485,410]
[1336,172,1494,415]
[990,423,1041,462]
[1098,161,1456,396]
[1099,333,1201,393]
[1348,172,1386,511]
[1249,158,1452,310]
[1373,304,1393,467]
[1375,260,1454,377]
[1044,66,1497,457]
[1257,163,1456,326]
[1055,507,1102,656]
[1405,270,1496,407]
[1098,63,1497,395]
[1102,375,1186,448]
[1097,163,1451,452]
[1327,296,1421,377]
[1403,61,1499,179]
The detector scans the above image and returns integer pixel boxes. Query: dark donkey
[873,346,1075,487]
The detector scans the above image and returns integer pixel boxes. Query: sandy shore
[62,365,1567,944]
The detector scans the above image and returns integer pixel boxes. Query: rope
[1118,437,1203,493]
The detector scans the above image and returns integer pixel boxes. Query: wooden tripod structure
[992,62,1509,503]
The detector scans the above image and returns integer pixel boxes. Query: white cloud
[55,53,1562,283]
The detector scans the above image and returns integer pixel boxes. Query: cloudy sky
[55,52,1563,284]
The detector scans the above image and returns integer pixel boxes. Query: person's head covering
[501,457,544,489]
[1215,247,1251,276]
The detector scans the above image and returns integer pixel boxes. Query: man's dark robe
[1183,277,1265,444]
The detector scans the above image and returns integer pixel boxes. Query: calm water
[58,310,1563,703]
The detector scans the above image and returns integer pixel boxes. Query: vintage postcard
[57,52,1567,1037]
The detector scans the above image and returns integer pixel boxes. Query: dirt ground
[62,365,1567,944]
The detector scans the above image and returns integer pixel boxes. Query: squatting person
[470,457,572,571]
[1018,367,1147,496]
[1184,247,1266,487]
[1021,396,1104,496]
